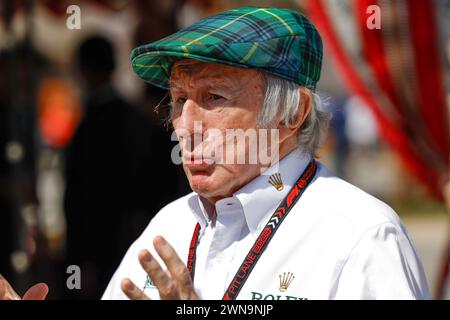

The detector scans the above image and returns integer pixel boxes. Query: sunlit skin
[0,60,311,301]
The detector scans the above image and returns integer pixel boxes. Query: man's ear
[278,87,312,143]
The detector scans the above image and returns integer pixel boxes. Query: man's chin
[190,174,212,192]
[189,174,221,198]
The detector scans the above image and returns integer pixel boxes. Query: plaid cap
[131,6,323,90]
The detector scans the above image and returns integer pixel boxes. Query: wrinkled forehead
[171,59,207,75]
[169,59,263,90]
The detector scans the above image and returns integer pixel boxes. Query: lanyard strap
[186,160,317,300]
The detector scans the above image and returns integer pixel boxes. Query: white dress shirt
[102,148,429,300]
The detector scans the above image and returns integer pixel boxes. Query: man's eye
[175,97,187,105]
[209,94,225,101]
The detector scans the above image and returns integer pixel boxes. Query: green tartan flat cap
[131,6,323,90]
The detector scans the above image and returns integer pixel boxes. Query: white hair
[259,73,331,156]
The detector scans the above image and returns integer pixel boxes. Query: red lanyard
[186,160,317,300]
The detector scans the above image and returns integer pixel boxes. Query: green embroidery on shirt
[143,276,155,290]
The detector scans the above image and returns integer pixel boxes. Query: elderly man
[103,6,429,300]
[0,6,428,300]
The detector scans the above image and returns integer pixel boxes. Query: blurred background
[0,0,449,299]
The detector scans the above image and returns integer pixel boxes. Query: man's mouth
[182,153,215,170]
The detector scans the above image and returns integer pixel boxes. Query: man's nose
[177,99,203,134]
[175,99,206,154]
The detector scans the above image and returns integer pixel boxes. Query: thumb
[22,283,49,300]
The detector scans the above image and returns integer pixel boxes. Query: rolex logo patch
[268,173,284,191]
[279,272,294,292]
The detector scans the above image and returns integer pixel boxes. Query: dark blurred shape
[0,42,47,290]
[0,49,15,284]
[76,37,115,93]
[63,36,185,299]
[328,99,348,179]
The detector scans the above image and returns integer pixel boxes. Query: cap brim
[131,50,254,90]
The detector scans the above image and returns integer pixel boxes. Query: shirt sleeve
[333,222,430,300]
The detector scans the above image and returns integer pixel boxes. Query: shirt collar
[188,147,312,234]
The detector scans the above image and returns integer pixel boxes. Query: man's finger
[138,249,176,299]
[22,283,49,300]
[153,236,198,299]
[121,278,149,300]
[0,274,20,300]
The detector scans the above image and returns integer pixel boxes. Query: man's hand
[121,236,199,300]
[0,274,48,300]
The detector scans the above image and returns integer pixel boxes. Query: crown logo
[268,173,284,191]
[279,272,294,292]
